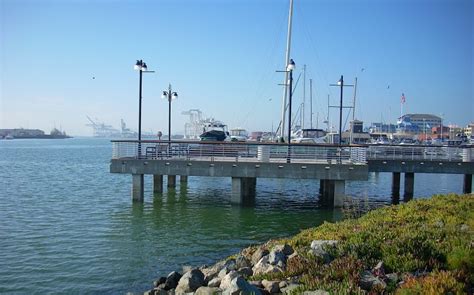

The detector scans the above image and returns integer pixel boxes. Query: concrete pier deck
[110,140,474,206]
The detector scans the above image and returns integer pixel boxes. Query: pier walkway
[110,140,474,207]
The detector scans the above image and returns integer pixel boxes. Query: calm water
[0,138,463,294]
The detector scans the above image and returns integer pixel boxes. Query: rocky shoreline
[144,240,398,295]
[143,194,473,294]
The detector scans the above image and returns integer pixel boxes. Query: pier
[110,140,474,207]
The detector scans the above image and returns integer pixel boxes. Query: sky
[1,0,473,136]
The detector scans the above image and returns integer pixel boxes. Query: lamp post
[285,59,296,163]
[134,59,154,158]
[162,84,178,142]
[329,75,354,145]
[287,59,295,144]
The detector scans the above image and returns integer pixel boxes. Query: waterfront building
[397,113,441,133]
[368,122,397,134]
[463,123,474,138]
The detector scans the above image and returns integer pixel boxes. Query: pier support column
[319,179,334,206]
[319,180,344,208]
[153,175,163,193]
[333,180,345,208]
[131,174,144,202]
[404,172,415,200]
[231,177,256,205]
[392,172,401,196]
[463,174,472,194]
[180,175,188,183]
[167,175,176,188]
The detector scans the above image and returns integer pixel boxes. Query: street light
[277,59,296,163]
[161,84,178,142]
[287,59,295,146]
[330,75,354,145]
[134,59,154,158]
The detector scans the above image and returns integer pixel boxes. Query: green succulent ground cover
[250,194,474,294]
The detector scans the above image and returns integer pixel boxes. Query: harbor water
[0,138,464,294]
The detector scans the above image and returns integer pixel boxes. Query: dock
[110,140,474,207]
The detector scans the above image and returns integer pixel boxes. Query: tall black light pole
[134,60,154,158]
[338,75,344,145]
[330,75,354,145]
[162,84,178,142]
[286,59,296,163]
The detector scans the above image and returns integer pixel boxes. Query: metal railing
[366,144,473,162]
[111,140,474,164]
[111,140,367,164]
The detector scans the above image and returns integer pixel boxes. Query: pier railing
[111,140,367,164]
[366,144,473,162]
[111,140,474,164]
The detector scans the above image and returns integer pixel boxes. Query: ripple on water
[0,139,463,294]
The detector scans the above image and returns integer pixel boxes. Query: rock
[251,248,270,265]
[182,265,193,274]
[268,250,286,267]
[143,288,169,295]
[218,259,237,278]
[155,288,170,295]
[238,267,253,277]
[265,265,284,274]
[272,244,294,256]
[175,269,205,294]
[252,255,271,275]
[248,280,263,289]
[208,277,222,288]
[165,271,182,290]
[224,259,237,271]
[195,286,222,295]
[235,254,252,269]
[261,280,280,294]
[202,260,226,282]
[278,281,288,289]
[224,276,262,295]
[219,270,240,290]
[310,240,338,250]
[359,270,386,291]
[153,277,167,287]
[302,291,329,295]
[308,240,338,263]
[280,283,300,294]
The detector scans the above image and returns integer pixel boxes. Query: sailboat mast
[302,64,306,130]
[279,0,294,139]
[327,94,330,132]
[310,78,313,129]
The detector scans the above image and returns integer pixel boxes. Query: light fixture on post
[162,84,178,143]
[330,75,354,146]
[286,59,296,163]
[134,59,155,159]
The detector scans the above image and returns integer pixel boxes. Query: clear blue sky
[1,0,473,136]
